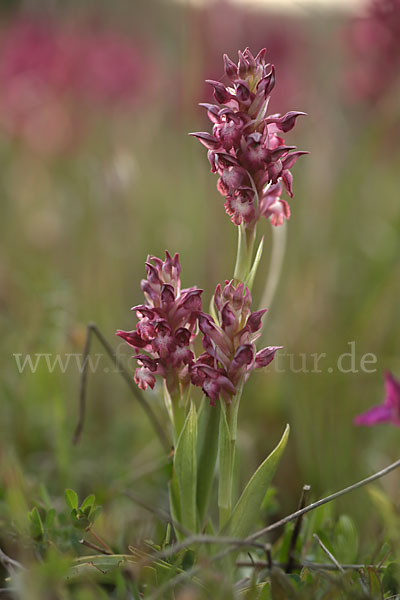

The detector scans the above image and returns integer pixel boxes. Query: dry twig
[313,533,345,573]
[286,484,310,573]
[74,322,170,452]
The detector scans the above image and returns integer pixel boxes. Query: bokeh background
[1,0,399,569]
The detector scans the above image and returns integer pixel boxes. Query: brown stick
[79,539,111,555]
[88,528,113,555]
[0,547,25,572]
[286,484,310,573]
[124,490,190,538]
[236,559,384,572]
[74,322,170,452]
[313,534,345,573]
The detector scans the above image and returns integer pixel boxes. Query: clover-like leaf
[65,489,79,512]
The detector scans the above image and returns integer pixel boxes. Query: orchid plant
[5,44,400,600]
[117,48,307,540]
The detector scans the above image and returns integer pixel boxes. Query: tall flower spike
[190,48,307,227]
[191,280,281,405]
[117,252,202,395]
[354,371,400,427]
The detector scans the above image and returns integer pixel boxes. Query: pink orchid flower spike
[190,47,308,228]
[354,371,400,427]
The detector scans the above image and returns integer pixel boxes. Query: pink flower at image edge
[354,371,400,427]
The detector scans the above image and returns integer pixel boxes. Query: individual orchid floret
[117,251,202,395]
[191,280,281,404]
[354,371,400,427]
[190,48,307,228]
[260,182,291,227]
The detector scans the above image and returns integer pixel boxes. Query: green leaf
[270,568,298,600]
[382,562,400,595]
[39,484,52,510]
[245,235,264,291]
[173,401,197,533]
[29,506,44,541]
[278,522,294,564]
[181,549,195,571]
[367,567,383,599]
[306,500,333,536]
[68,554,136,580]
[314,530,335,561]
[333,514,358,563]
[81,494,95,511]
[375,541,391,566]
[74,514,90,530]
[226,424,289,539]
[65,489,79,511]
[258,582,271,600]
[89,505,102,524]
[196,397,220,525]
[368,486,400,545]
[45,508,56,530]
[242,571,259,599]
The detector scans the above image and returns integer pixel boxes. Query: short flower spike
[191,280,281,404]
[117,252,202,395]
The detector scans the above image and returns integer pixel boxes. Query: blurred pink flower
[0,16,158,154]
[354,371,400,427]
[346,0,400,103]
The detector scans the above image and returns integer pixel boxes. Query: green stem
[163,381,187,446]
[258,221,287,341]
[233,223,256,284]
[173,404,186,446]
[217,385,243,530]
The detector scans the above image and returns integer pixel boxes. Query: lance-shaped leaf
[270,567,298,599]
[29,507,44,541]
[226,424,289,538]
[174,401,197,533]
[196,397,220,525]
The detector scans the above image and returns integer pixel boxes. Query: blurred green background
[0,0,399,573]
